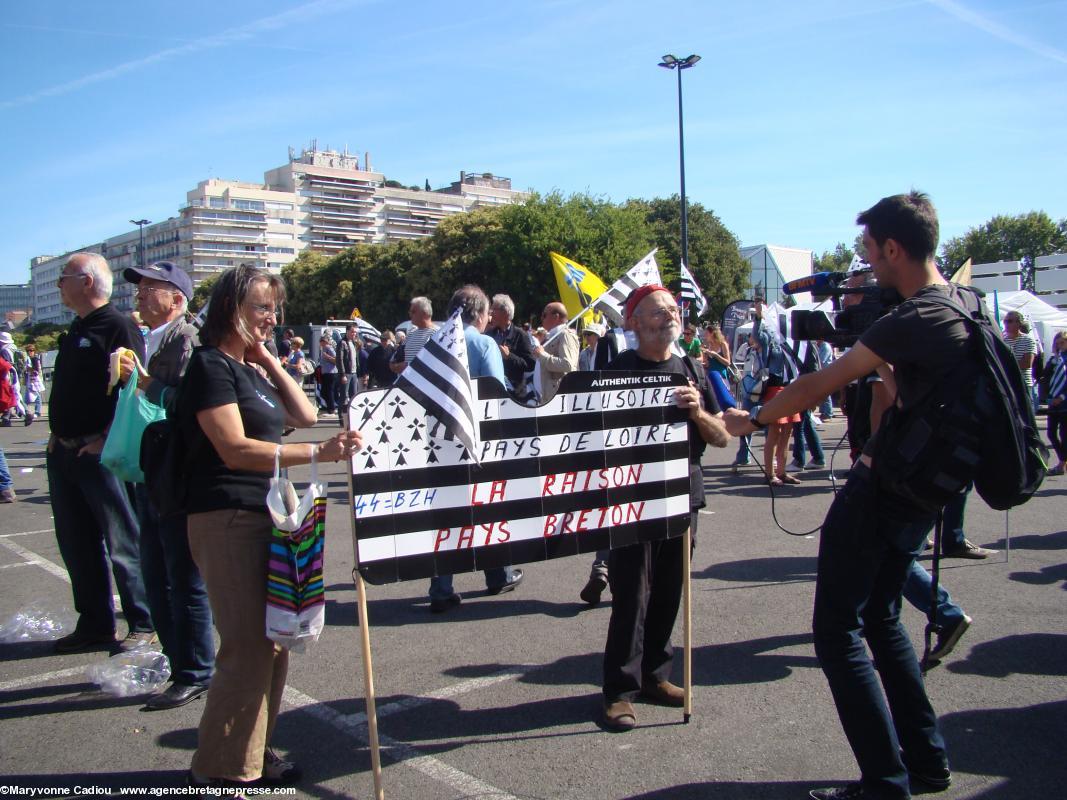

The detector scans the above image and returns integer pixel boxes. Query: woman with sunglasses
[181,265,362,791]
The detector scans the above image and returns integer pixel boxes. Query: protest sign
[349,371,692,584]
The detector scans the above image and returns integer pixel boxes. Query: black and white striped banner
[679,261,708,317]
[593,249,661,326]
[349,370,693,584]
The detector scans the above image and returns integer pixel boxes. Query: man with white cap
[578,322,605,372]
[117,260,214,710]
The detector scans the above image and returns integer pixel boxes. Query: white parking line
[0,666,88,693]
[283,685,519,800]
[0,529,56,538]
[0,536,71,583]
[0,561,34,570]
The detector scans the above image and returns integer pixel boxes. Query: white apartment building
[30,147,526,324]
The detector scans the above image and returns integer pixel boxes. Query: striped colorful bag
[265,447,327,652]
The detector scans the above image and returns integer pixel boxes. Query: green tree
[814,242,855,273]
[190,274,218,314]
[628,196,749,320]
[276,191,750,330]
[939,211,1067,287]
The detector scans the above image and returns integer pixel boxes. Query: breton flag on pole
[353,317,382,345]
[678,261,708,317]
[394,310,481,464]
[593,249,662,326]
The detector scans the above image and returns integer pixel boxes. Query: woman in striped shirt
[1046,330,1067,476]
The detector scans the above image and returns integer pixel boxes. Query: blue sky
[1,0,1065,285]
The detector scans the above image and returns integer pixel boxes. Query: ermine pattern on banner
[350,370,692,585]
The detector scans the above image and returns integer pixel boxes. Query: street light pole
[130,218,150,269]
[658,54,700,276]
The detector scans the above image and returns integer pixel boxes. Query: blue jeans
[902,561,965,627]
[134,485,214,686]
[0,446,11,492]
[335,374,357,411]
[792,409,825,466]
[46,444,153,636]
[813,470,948,798]
[429,566,515,600]
[937,487,968,553]
[819,396,833,419]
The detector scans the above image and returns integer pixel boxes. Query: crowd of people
[9,189,1066,799]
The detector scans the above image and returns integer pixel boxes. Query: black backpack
[872,287,1048,513]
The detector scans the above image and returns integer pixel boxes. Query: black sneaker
[429,593,461,613]
[908,765,952,791]
[809,784,865,800]
[54,629,116,654]
[929,615,972,661]
[486,568,523,596]
[580,575,608,605]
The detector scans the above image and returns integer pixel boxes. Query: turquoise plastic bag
[101,364,166,483]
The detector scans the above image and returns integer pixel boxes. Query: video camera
[783,271,903,348]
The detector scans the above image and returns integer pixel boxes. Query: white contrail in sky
[927,0,1067,66]
[1,0,368,110]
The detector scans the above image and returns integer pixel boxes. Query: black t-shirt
[50,303,145,438]
[860,284,978,411]
[606,349,721,463]
[181,347,285,514]
[859,284,980,459]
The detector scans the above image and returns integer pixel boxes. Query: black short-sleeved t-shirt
[607,349,721,463]
[181,346,286,514]
[860,284,979,412]
[859,284,981,459]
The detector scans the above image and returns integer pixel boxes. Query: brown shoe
[640,679,684,707]
[602,699,637,731]
[0,488,16,503]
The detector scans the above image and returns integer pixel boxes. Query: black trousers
[602,510,698,702]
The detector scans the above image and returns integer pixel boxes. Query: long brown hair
[200,265,286,348]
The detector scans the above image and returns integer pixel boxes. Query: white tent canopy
[727,291,1067,359]
[982,290,1067,354]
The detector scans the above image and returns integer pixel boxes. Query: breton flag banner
[550,252,609,325]
[594,249,662,326]
[392,310,480,464]
[354,317,382,345]
[348,371,692,584]
[678,261,708,317]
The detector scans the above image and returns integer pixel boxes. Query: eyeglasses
[136,285,176,296]
[247,302,278,319]
[637,306,680,320]
[56,273,87,286]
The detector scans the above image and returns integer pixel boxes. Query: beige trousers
[188,509,288,782]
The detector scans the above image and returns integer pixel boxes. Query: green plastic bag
[101,363,166,483]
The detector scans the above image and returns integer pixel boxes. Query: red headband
[624,285,672,321]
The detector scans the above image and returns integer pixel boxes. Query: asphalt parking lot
[1,413,1064,799]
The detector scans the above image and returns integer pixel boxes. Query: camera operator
[725,192,964,800]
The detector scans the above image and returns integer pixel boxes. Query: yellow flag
[550,252,608,324]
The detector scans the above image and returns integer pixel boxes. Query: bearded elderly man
[601,285,729,732]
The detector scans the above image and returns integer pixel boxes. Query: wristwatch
[748,405,767,429]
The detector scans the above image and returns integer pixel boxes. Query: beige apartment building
[31,146,525,324]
